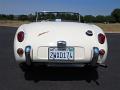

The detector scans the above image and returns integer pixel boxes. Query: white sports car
[14,12,108,68]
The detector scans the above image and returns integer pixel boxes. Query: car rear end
[14,22,108,67]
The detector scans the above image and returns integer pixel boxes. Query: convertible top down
[14,12,108,68]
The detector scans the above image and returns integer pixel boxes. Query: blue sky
[0,0,120,16]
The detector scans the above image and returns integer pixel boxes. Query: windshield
[35,12,80,22]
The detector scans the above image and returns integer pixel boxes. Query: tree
[7,15,14,20]
[0,14,7,20]
[80,15,84,23]
[111,8,120,22]
[18,15,28,21]
[105,15,115,23]
[28,14,35,21]
[95,15,106,23]
[84,15,96,23]
[45,13,55,20]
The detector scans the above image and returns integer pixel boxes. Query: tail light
[17,31,24,42]
[17,48,24,56]
[98,33,105,44]
[99,49,105,56]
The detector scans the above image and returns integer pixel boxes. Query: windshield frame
[35,11,80,22]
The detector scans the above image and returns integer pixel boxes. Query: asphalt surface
[0,26,120,90]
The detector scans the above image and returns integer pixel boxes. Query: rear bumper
[15,45,107,67]
[24,46,100,66]
[33,46,91,62]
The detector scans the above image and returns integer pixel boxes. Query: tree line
[0,8,120,23]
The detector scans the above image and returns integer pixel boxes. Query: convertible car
[14,12,108,68]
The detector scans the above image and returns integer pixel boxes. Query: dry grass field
[0,20,29,27]
[96,23,120,32]
[0,20,120,32]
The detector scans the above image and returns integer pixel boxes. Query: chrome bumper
[24,46,107,68]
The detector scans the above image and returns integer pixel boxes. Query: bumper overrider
[90,47,99,67]
[25,46,32,66]
[91,47,107,68]
[24,46,107,68]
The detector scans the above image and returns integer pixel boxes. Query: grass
[95,23,120,32]
[0,20,120,32]
[0,20,29,27]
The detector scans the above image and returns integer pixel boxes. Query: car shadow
[20,63,99,85]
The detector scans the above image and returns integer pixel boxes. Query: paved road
[0,26,120,90]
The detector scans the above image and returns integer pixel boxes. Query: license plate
[48,47,74,60]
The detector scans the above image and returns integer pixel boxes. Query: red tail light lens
[17,48,24,56]
[99,49,105,56]
[17,31,24,42]
[98,33,105,44]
